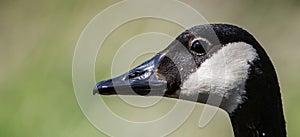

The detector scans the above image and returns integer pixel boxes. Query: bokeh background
[1,0,299,136]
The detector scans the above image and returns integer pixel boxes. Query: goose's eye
[191,40,206,55]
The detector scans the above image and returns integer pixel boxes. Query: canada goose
[93,24,286,137]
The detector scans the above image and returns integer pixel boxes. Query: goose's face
[94,25,259,113]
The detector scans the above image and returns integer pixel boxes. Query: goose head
[93,24,286,137]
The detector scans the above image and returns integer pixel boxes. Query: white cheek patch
[180,42,259,113]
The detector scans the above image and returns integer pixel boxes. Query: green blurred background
[1,0,300,136]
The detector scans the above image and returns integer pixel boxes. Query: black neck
[204,24,287,137]
[229,57,286,137]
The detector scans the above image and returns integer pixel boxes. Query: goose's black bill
[93,54,167,96]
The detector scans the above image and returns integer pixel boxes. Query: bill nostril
[125,71,147,80]
[128,73,138,79]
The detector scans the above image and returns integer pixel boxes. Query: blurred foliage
[0,0,299,136]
